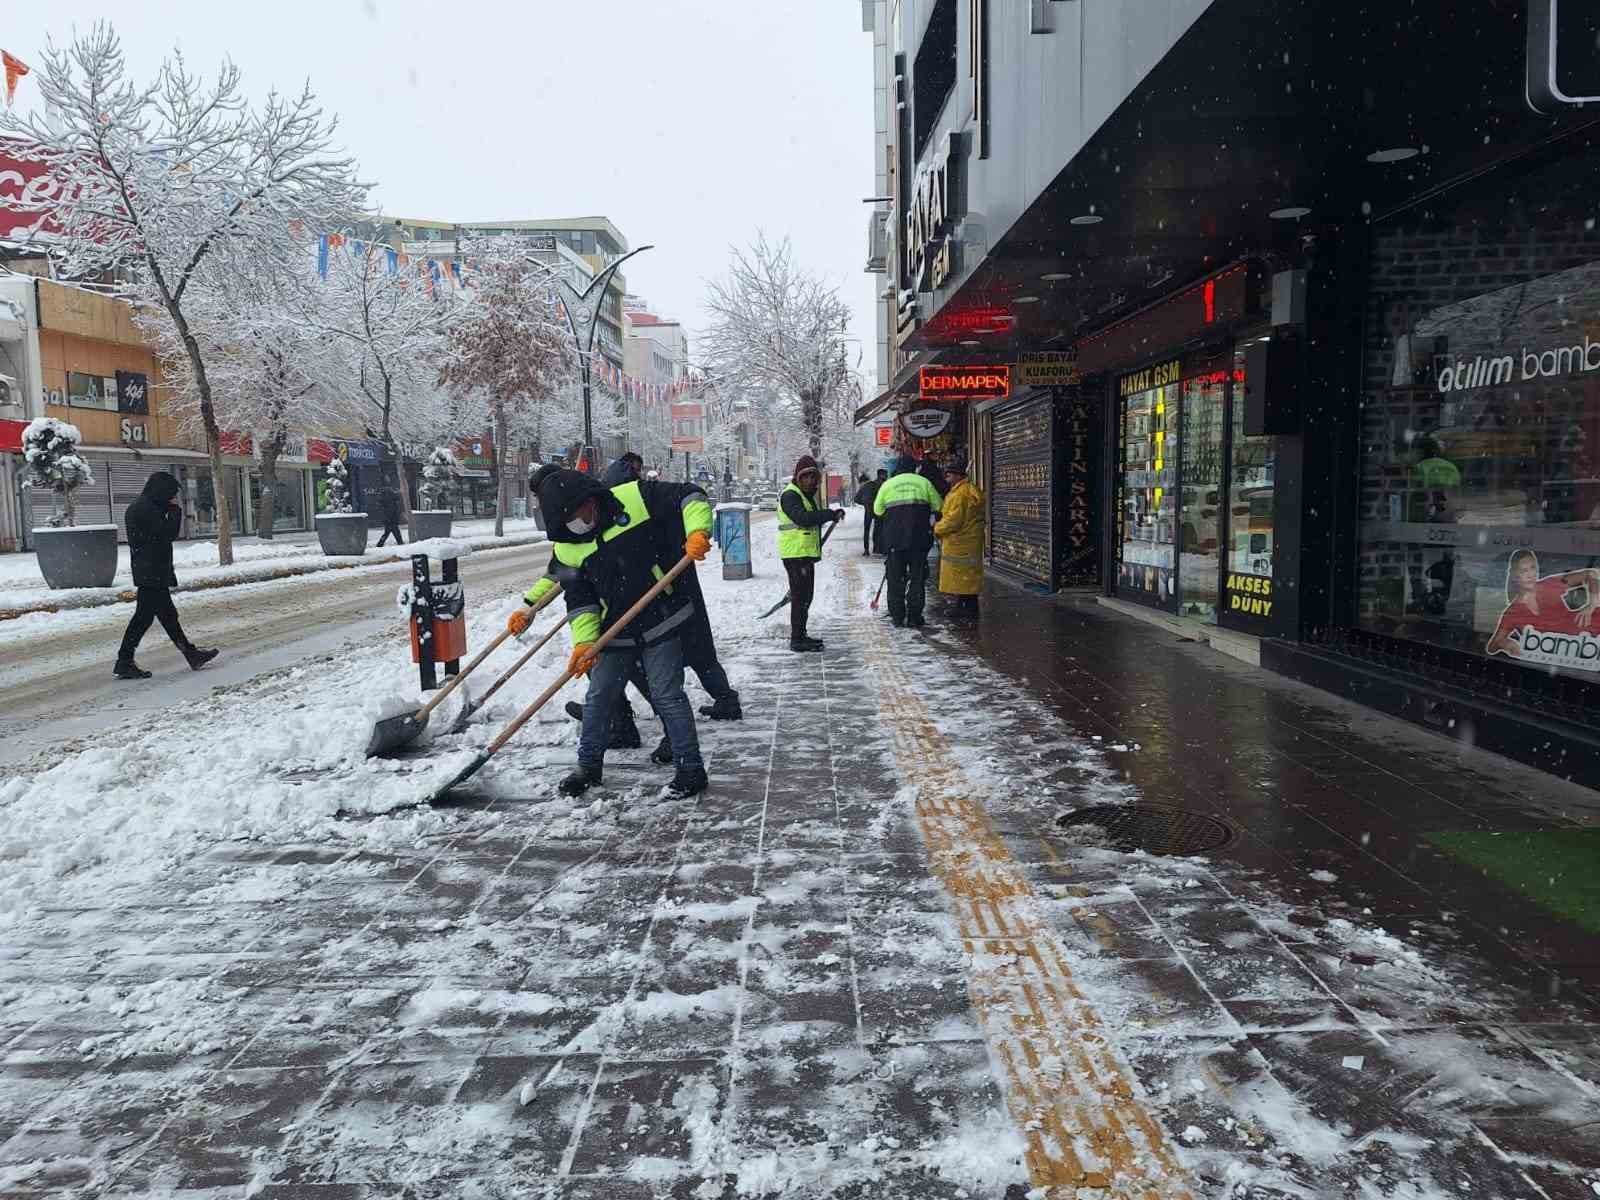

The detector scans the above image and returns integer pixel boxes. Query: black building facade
[876,0,1600,786]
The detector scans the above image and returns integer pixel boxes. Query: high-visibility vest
[777,482,822,559]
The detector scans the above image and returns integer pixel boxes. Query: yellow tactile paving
[849,564,1196,1199]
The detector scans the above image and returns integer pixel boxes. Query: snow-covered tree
[140,234,354,539]
[438,236,571,536]
[418,446,456,511]
[701,235,855,461]
[324,456,352,514]
[21,417,93,527]
[307,241,459,535]
[0,24,365,564]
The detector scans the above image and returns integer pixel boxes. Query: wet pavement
[2,544,1598,1198]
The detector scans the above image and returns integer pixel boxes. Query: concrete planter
[315,512,369,557]
[32,525,119,590]
[411,510,453,541]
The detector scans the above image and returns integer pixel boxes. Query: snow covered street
[0,540,553,770]
[2,526,1599,1198]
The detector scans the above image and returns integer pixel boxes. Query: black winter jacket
[530,466,712,649]
[126,472,182,589]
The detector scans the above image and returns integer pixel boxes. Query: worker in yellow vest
[511,465,714,799]
[777,454,844,652]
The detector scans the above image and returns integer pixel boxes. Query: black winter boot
[699,693,743,721]
[650,736,674,766]
[113,659,152,680]
[564,701,584,723]
[183,645,219,670]
[665,765,708,798]
[608,710,642,750]
[790,637,824,652]
[559,766,603,797]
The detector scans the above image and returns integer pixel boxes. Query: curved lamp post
[553,245,653,474]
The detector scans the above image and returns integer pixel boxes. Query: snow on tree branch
[701,234,856,460]
[0,22,366,565]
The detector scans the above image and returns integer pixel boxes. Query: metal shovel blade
[426,751,491,805]
[366,709,431,758]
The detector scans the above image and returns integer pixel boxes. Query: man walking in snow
[510,464,713,798]
[873,455,943,629]
[375,482,405,547]
[854,471,884,556]
[777,455,844,652]
[114,471,218,679]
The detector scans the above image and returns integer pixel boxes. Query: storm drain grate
[1055,804,1234,856]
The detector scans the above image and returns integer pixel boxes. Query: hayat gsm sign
[0,143,61,240]
[918,364,1010,401]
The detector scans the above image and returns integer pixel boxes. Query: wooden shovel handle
[472,616,565,711]
[485,555,694,756]
[414,582,562,721]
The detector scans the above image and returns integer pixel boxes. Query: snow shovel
[869,568,887,612]
[425,554,696,804]
[446,613,568,735]
[758,519,841,619]
[365,584,563,757]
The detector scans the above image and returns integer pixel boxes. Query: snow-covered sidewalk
[0,528,1597,1198]
[0,516,547,618]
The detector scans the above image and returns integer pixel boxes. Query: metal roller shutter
[988,393,1055,588]
[20,454,115,540]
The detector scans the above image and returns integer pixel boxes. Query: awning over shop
[852,349,938,426]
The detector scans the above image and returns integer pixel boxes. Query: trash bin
[715,502,753,581]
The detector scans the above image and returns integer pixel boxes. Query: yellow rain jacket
[933,478,985,595]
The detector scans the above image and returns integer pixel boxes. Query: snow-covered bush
[324,457,353,514]
[21,417,94,527]
[418,447,457,510]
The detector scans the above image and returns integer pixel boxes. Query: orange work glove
[567,643,596,677]
[507,605,535,638]
[685,530,712,561]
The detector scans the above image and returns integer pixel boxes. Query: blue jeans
[579,636,702,771]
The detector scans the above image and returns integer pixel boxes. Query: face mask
[566,514,596,536]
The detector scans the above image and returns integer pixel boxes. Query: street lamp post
[552,245,653,475]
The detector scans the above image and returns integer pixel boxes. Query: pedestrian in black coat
[376,487,405,547]
[114,472,218,679]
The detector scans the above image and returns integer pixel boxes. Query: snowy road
[0,541,552,770]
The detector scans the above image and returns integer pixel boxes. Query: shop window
[66,371,117,411]
[1118,382,1175,604]
[1356,149,1600,683]
[1178,371,1226,619]
[1229,344,1276,583]
[912,0,957,158]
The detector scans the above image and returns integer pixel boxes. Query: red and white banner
[0,139,60,240]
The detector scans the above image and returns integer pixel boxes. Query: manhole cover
[1055,804,1234,856]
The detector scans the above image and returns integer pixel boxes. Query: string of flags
[3,50,30,107]
[309,232,688,406]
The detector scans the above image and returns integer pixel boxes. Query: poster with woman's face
[1486,551,1600,671]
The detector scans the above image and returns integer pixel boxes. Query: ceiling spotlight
[1012,295,1040,304]
[1269,206,1311,220]
[1366,147,1419,164]
[1040,272,1071,281]
[1070,213,1104,226]
[959,339,980,346]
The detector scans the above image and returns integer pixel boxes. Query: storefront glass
[249,469,308,533]
[1178,371,1226,619]
[1116,348,1278,625]
[184,465,244,538]
[1118,380,1175,606]
[1355,149,1600,683]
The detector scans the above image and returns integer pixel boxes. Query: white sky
[5,1,877,363]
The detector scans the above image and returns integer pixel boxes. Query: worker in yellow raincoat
[933,460,984,617]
